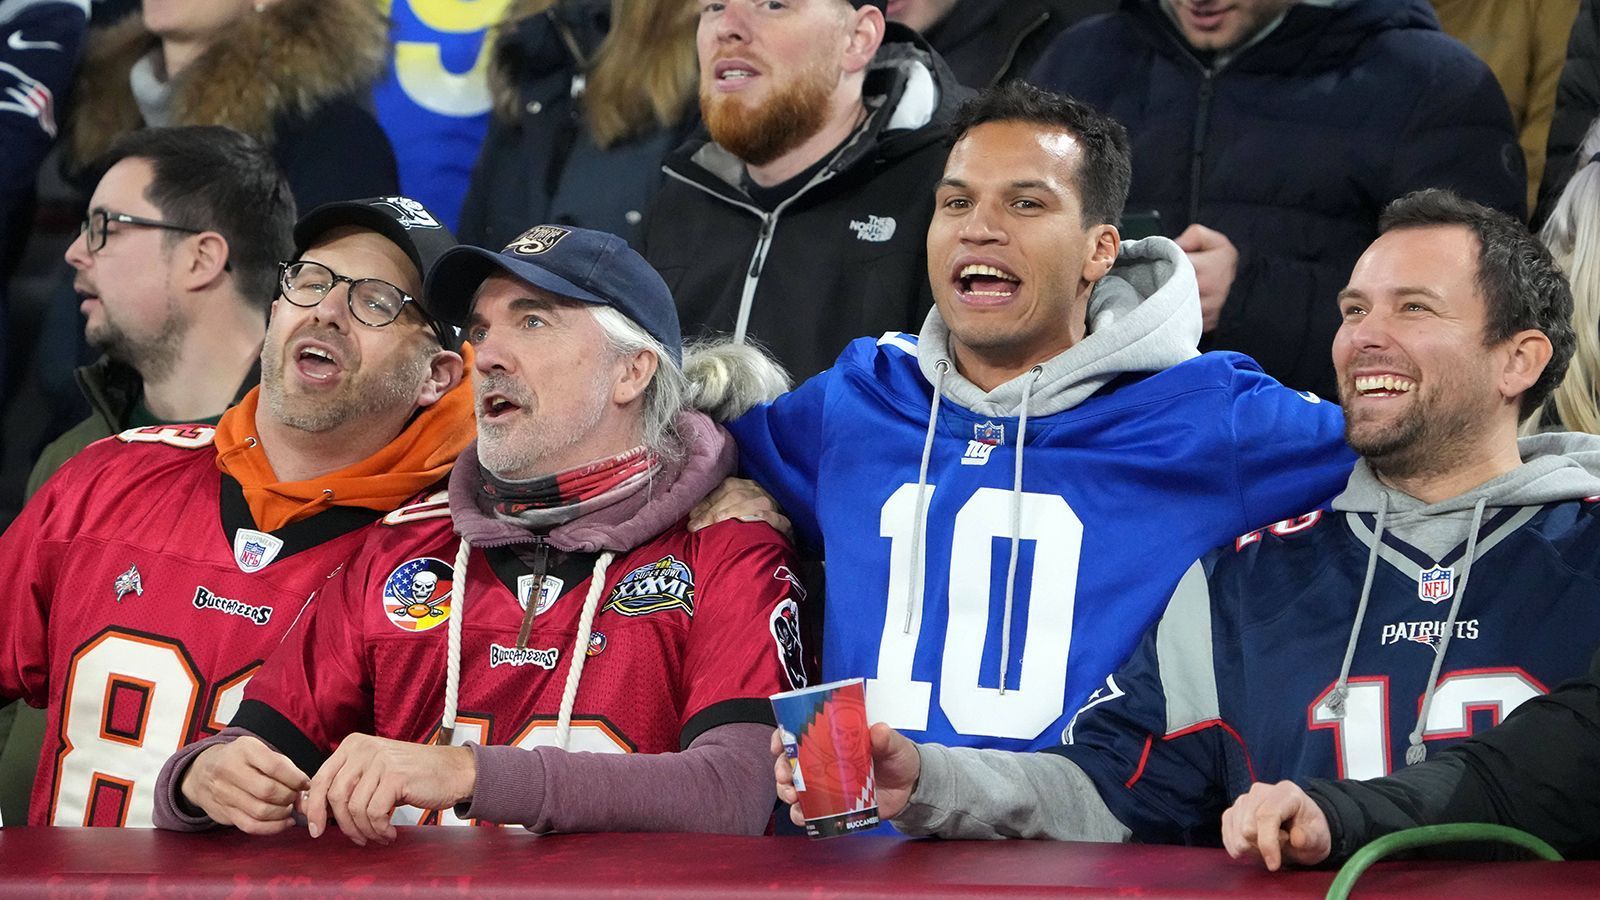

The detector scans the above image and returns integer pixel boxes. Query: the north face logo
[848,215,896,242]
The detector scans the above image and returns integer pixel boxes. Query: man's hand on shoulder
[1176,224,1239,333]
[180,736,309,835]
[689,477,792,540]
[302,733,476,845]
[1221,780,1332,871]
[772,723,921,828]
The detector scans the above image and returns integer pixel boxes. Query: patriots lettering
[1381,619,1479,647]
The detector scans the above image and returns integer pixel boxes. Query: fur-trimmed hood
[68,0,388,170]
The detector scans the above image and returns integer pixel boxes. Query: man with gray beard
[0,194,474,826]
[641,0,967,382]
[157,224,804,842]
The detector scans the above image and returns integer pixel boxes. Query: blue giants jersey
[1051,502,1600,845]
[727,334,1353,752]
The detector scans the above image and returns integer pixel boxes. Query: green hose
[1327,824,1564,900]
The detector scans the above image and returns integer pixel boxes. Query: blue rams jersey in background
[1052,501,1600,845]
[728,334,1354,753]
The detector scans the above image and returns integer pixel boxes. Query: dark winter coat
[642,24,967,383]
[64,0,397,210]
[920,0,1114,89]
[1536,0,1599,226]
[457,0,697,250]
[25,355,257,501]
[1030,0,1525,398]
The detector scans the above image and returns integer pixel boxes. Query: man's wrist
[451,743,479,806]
[176,747,215,818]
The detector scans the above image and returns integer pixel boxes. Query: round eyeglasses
[278,260,415,328]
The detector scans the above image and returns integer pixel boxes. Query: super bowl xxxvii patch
[603,555,695,617]
[382,557,455,632]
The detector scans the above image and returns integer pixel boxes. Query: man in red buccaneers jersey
[0,195,471,826]
[158,225,804,842]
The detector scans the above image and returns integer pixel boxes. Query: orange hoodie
[214,356,476,532]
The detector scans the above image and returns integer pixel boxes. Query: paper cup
[770,678,879,838]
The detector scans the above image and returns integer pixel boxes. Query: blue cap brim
[426,245,611,327]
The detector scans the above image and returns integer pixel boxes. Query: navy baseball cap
[293,196,459,348]
[426,225,683,365]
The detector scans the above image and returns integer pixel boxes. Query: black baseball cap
[426,225,683,365]
[292,196,458,347]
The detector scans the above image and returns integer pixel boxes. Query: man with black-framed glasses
[0,191,476,827]
[26,125,291,499]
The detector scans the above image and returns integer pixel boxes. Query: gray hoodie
[891,431,1600,841]
[915,235,1201,419]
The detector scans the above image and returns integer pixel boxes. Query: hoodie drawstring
[998,366,1043,696]
[905,361,948,634]
[440,535,473,745]
[1406,497,1487,766]
[1327,496,1389,719]
[554,552,614,750]
[438,541,615,753]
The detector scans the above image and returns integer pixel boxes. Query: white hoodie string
[905,361,948,634]
[554,552,614,750]
[1406,497,1487,766]
[1326,497,1388,719]
[438,539,615,752]
[440,535,472,745]
[998,366,1043,696]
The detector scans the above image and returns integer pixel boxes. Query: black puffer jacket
[919,0,1114,89]
[1535,0,1598,226]
[642,24,967,383]
[1030,0,1525,398]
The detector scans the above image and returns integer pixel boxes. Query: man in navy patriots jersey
[800,189,1600,848]
[725,80,1353,764]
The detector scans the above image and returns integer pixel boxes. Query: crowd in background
[4,0,1599,522]
[5,0,1600,854]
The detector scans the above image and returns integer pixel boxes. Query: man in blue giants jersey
[797,189,1600,849]
[720,80,1353,757]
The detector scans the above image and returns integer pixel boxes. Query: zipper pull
[514,539,551,651]
[749,218,773,278]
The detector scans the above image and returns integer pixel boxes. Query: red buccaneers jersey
[237,503,806,802]
[0,425,387,826]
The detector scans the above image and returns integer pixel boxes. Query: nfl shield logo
[239,541,266,569]
[232,529,284,574]
[974,421,1005,446]
[1417,566,1454,604]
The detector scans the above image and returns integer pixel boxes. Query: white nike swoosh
[7,33,63,52]
[1297,390,1323,404]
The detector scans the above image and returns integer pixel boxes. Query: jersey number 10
[868,484,1083,741]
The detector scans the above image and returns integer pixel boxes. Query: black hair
[1380,189,1575,419]
[97,126,296,311]
[949,81,1132,228]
